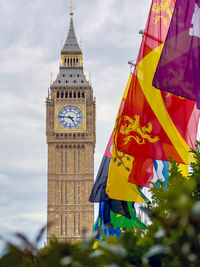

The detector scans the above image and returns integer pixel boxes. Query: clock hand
[58,115,75,122]
[67,115,75,122]
[58,115,74,120]
[58,115,69,118]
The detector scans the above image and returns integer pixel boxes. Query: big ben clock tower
[46,6,95,243]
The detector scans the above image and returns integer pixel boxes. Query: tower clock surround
[54,103,86,133]
[58,106,83,129]
[46,7,95,243]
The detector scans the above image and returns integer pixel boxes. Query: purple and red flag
[153,0,200,109]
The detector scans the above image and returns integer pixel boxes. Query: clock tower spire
[46,5,95,243]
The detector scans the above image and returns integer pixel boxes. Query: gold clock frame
[54,104,86,133]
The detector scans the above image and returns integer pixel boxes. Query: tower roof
[61,17,81,54]
[51,6,90,89]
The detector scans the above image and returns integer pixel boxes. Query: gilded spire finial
[89,72,92,85]
[70,0,73,18]
[80,39,82,50]
[50,72,53,85]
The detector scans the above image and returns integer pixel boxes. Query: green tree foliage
[1,142,200,266]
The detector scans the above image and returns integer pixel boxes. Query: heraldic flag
[90,74,152,202]
[90,76,148,238]
[153,0,200,109]
[103,75,153,202]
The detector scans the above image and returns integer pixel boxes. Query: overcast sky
[0,0,152,249]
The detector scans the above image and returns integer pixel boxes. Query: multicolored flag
[93,200,146,243]
[90,74,152,203]
[153,0,200,109]
[93,202,123,242]
[152,160,189,186]
[109,200,146,229]
[104,75,153,202]
[152,160,170,185]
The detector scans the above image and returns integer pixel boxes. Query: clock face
[58,106,83,129]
